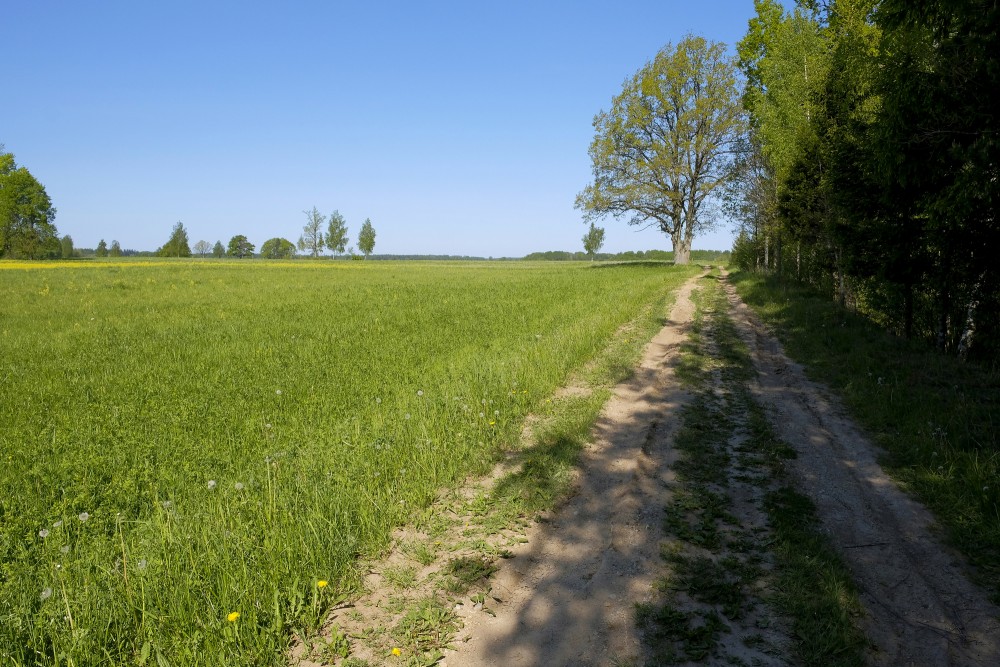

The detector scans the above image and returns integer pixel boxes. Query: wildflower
[417,390,423,397]
[234,482,245,491]
[317,580,328,588]
[40,587,52,601]
[227,611,240,622]
[78,512,89,522]
[489,421,496,426]
[39,529,49,538]
[391,647,402,657]
[207,480,217,490]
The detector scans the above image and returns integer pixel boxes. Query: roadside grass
[0,260,699,666]
[301,264,700,665]
[640,272,866,666]
[729,270,1000,603]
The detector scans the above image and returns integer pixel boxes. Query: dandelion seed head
[494,410,499,416]
[40,587,52,601]
[161,501,173,510]
[207,480,217,490]
[78,512,89,523]
[481,399,487,405]
[404,413,411,420]
[60,545,70,554]
[52,520,63,528]
[275,389,282,395]
[417,390,423,397]
[38,529,49,539]
[234,482,244,491]
[376,397,382,404]
[479,412,485,418]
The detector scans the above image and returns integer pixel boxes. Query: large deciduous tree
[576,35,745,265]
[0,148,59,259]
[357,218,376,258]
[193,240,211,257]
[325,210,348,258]
[157,221,192,257]
[228,235,254,258]
[298,207,325,258]
[260,237,296,259]
[582,222,605,260]
[212,240,225,258]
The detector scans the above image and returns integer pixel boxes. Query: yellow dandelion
[391,647,402,656]
[317,580,328,589]
[227,611,240,622]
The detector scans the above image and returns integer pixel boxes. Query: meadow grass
[729,270,1000,604]
[0,259,697,665]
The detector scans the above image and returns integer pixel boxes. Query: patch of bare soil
[721,270,1000,666]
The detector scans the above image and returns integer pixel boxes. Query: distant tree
[109,240,122,257]
[575,35,745,265]
[227,235,255,258]
[96,239,109,257]
[157,221,192,257]
[193,240,211,257]
[357,218,376,258]
[60,235,74,259]
[325,210,349,258]
[582,222,605,260]
[298,207,325,258]
[260,237,296,259]
[0,148,58,259]
[212,240,225,258]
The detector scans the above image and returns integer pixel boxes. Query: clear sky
[5,1,761,257]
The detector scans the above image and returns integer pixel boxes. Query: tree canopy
[326,210,348,257]
[582,223,605,260]
[358,218,376,258]
[157,221,192,257]
[576,35,745,264]
[730,0,1000,360]
[298,207,325,258]
[260,237,296,259]
[228,235,254,259]
[0,148,59,259]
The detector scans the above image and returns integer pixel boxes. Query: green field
[0,259,696,665]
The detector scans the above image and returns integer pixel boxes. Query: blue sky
[5,1,761,256]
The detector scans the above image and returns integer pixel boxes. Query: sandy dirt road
[443,271,1000,666]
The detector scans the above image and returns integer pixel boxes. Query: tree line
[728,0,998,361]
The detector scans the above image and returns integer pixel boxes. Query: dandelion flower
[207,480,217,490]
[227,611,240,622]
[489,421,496,426]
[317,580,328,588]
[40,587,52,601]
[39,529,49,538]
[78,512,89,522]
[391,647,402,657]
[234,482,245,491]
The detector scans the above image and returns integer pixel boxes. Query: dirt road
[443,271,1000,666]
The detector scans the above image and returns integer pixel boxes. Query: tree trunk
[764,234,770,271]
[672,232,692,265]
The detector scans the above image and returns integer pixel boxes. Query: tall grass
[0,259,697,665]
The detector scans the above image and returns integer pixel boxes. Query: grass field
[0,259,697,665]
